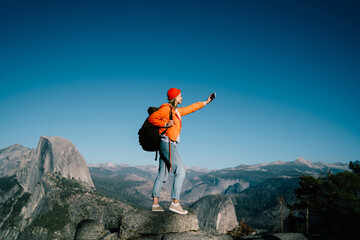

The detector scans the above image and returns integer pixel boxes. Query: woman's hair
[168,98,178,109]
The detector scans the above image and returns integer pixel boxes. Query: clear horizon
[1,0,359,169]
[2,139,355,170]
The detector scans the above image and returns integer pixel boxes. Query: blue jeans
[152,140,186,200]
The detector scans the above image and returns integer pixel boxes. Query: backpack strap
[155,105,173,164]
[160,104,173,135]
[169,141,172,172]
[167,104,173,172]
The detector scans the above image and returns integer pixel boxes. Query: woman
[148,88,214,214]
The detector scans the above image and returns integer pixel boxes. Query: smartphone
[210,93,216,100]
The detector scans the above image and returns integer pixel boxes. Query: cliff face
[16,136,94,193]
[0,136,97,240]
[191,195,238,234]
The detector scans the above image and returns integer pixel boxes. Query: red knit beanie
[167,88,181,100]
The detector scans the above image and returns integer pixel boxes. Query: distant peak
[105,162,117,168]
[10,143,23,147]
[1,143,24,150]
[0,144,31,154]
[295,157,312,165]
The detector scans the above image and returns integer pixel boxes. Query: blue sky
[1,0,359,169]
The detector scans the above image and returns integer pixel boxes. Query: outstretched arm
[178,93,214,116]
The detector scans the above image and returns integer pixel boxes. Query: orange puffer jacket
[148,102,205,142]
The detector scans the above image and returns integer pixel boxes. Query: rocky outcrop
[75,214,233,240]
[74,219,113,240]
[191,194,238,234]
[119,209,199,239]
[160,232,233,240]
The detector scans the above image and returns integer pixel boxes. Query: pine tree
[277,197,286,233]
[349,160,360,175]
[293,175,323,234]
[292,161,360,235]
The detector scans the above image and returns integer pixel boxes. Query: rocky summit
[16,136,94,192]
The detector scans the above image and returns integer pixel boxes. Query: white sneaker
[151,205,165,212]
[169,203,188,215]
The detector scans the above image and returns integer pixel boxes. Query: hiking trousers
[152,140,185,200]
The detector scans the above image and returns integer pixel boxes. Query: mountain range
[0,137,351,238]
[89,157,348,232]
[88,157,348,206]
